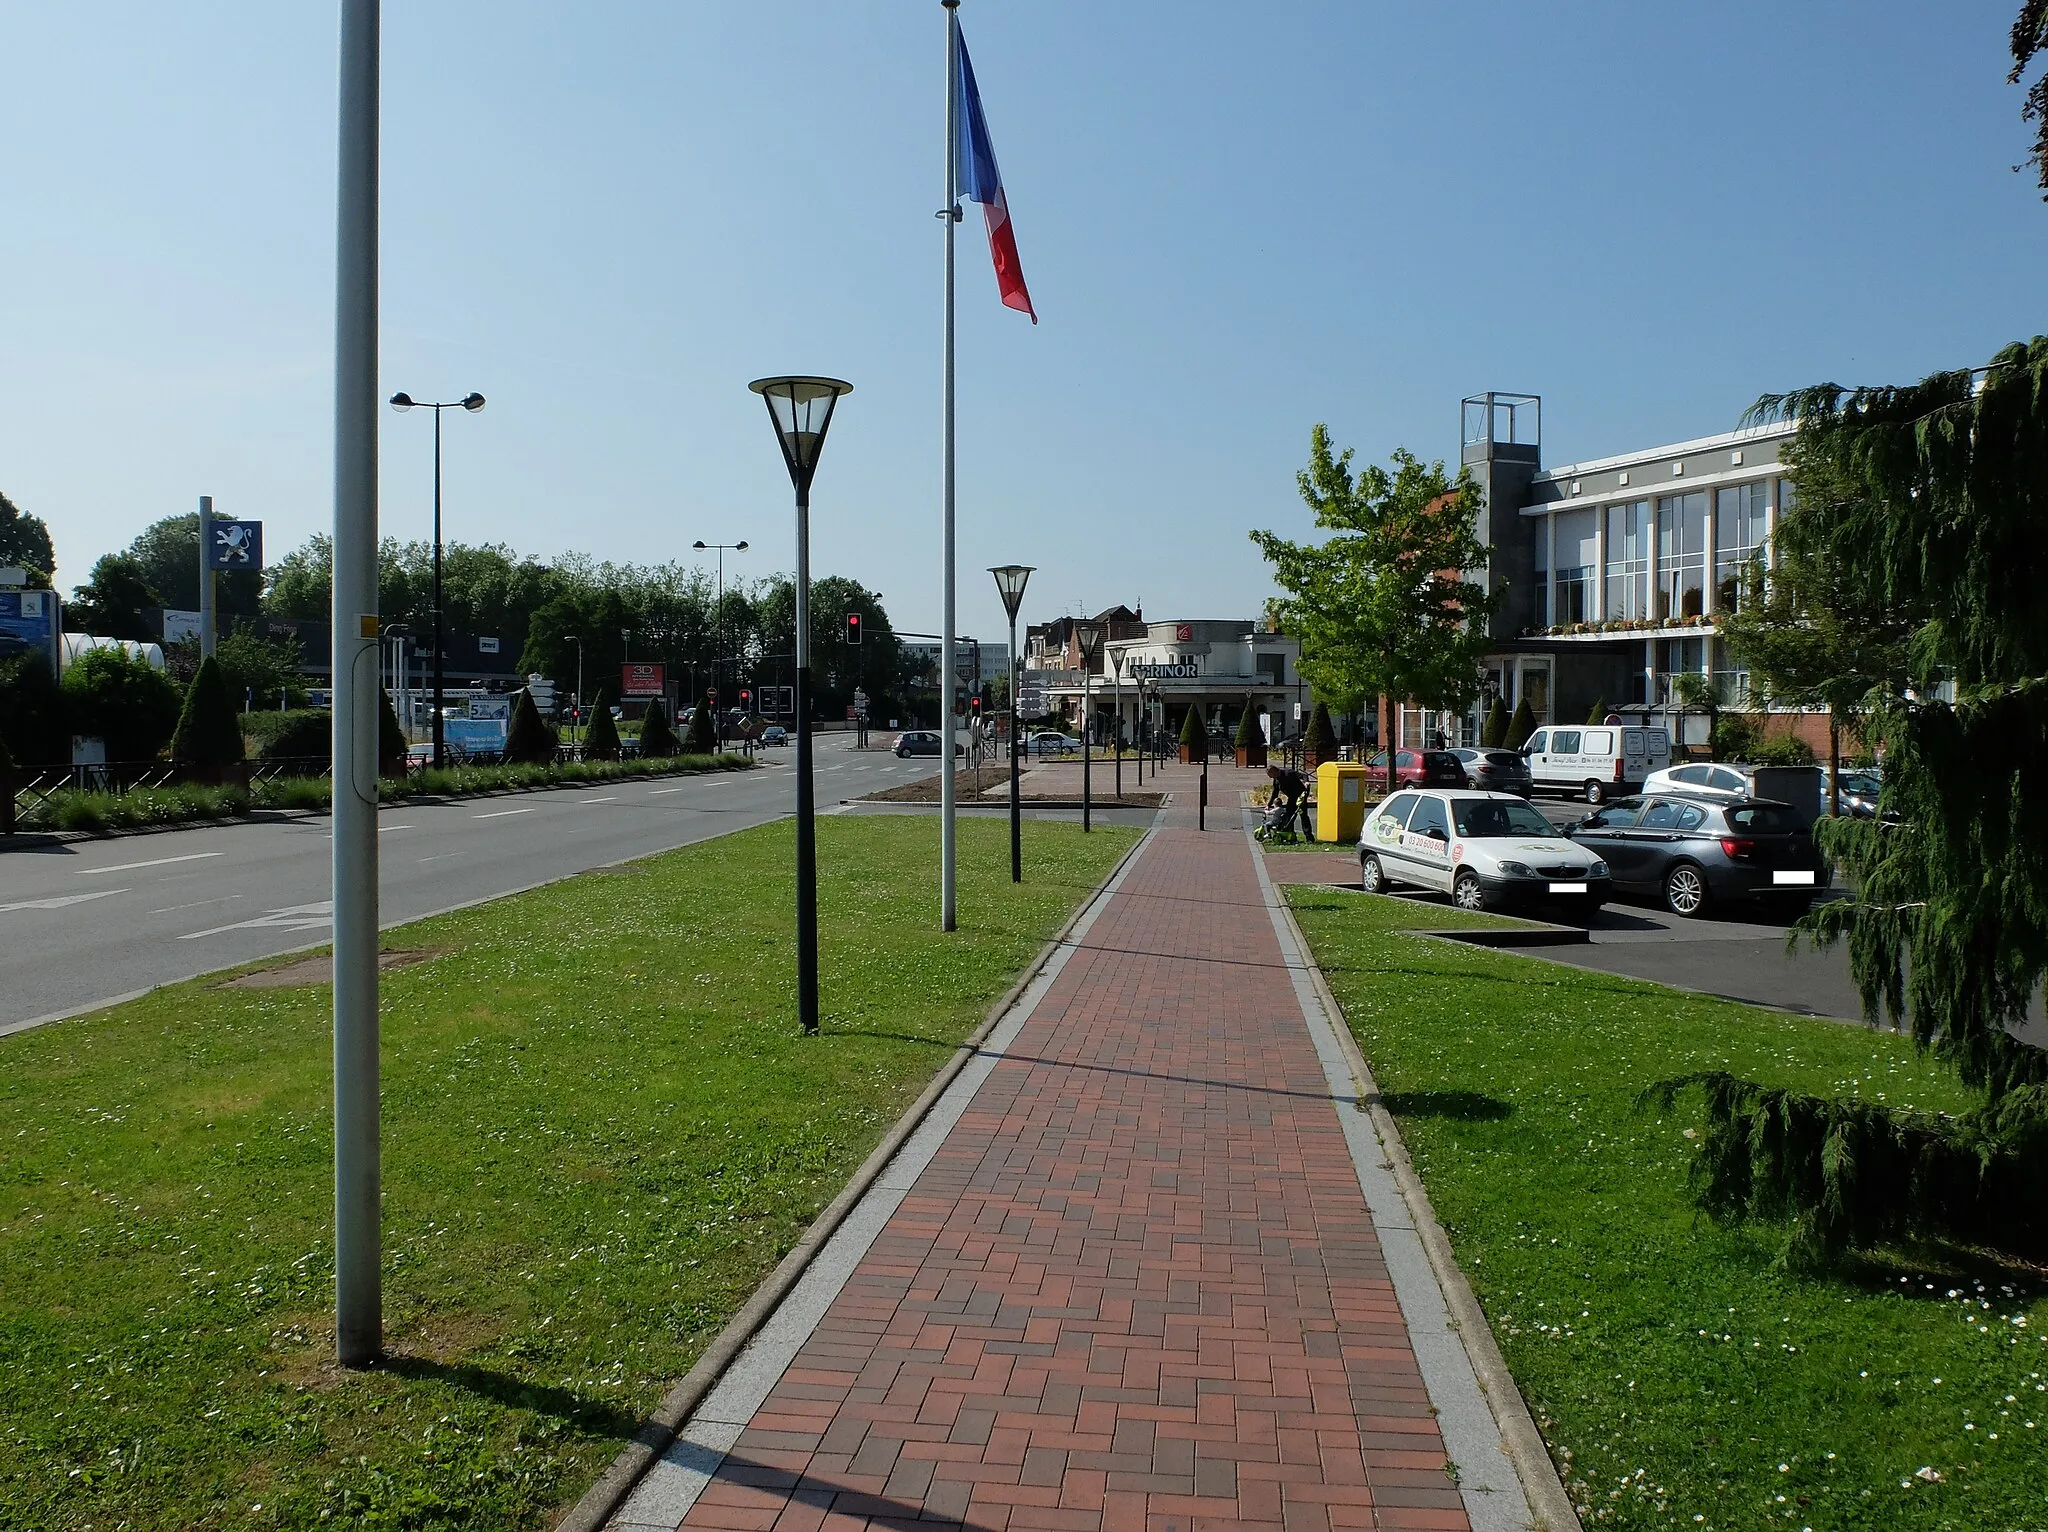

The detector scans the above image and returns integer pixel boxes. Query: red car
[1365,748,1470,792]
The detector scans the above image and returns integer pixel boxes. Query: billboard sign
[758,685,795,715]
[0,589,58,666]
[620,662,665,697]
[205,520,263,571]
[443,715,508,755]
[162,609,203,644]
[468,697,511,721]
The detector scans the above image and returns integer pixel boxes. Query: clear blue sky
[3,2,2042,644]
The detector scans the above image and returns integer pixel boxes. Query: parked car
[895,729,944,757]
[1448,747,1532,796]
[1028,731,1081,757]
[1521,723,1671,803]
[1821,765,1885,819]
[1562,792,1830,916]
[1640,762,1822,823]
[760,725,788,746]
[1364,748,1469,791]
[1358,789,1610,913]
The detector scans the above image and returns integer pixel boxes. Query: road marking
[179,901,332,940]
[149,895,245,915]
[580,796,619,804]
[649,787,690,795]
[417,852,465,864]
[472,807,533,819]
[74,851,222,877]
[378,824,414,834]
[1,889,129,913]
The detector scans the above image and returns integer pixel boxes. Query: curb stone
[1271,882,1584,1532]
[553,824,1156,1532]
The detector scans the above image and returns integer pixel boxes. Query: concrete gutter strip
[1263,868,1583,1532]
[554,823,1158,1532]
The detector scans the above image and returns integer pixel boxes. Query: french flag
[953,29,1036,324]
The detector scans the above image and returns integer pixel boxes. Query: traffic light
[845,612,862,646]
[969,695,981,718]
[739,688,753,710]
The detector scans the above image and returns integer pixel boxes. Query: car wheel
[1584,779,1607,805]
[1360,853,1388,894]
[1452,870,1487,911]
[1663,862,1710,917]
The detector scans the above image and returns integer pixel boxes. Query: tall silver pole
[331,0,382,1370]
[197,495,216,659]
[939,0,960,932]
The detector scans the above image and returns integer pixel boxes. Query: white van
[1523,724,1670,804]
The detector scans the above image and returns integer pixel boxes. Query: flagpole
[939,0,960,933]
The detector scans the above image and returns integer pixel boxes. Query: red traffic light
[969,696,982,715]
[845,612,862,646]
[740,689,752,705]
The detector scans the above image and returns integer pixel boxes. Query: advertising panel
[0,589,59,666]
[620,662,665,698]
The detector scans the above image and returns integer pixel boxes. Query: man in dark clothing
[1266,762,1308,809]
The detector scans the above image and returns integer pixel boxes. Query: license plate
[1549,881,1588,894]
[1774,870,1816,885]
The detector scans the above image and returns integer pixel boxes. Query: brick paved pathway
[659,800,1467,1532]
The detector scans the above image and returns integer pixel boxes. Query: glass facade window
[1714,481,1768,613]
[1552,507,1596,625]
[1656,492,1709,620]
[1603,500,1651,620]
[1532,518,1548,627]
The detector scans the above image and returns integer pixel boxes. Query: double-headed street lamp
[749,375,852,1037]
[1075,620,1104,834]
[693,539,749,748]
[989,565,1034,882]
[1109,646,1126,800]
[388,390,485,768]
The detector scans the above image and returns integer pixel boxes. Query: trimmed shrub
[1750,732,1817,766]
[1232,700,1261,748]
[583,686,621,761]
[379,689,407,776]
[66,647,183,764]
[171,656,246,776]
[0,652,67,766]
[1584,696,1609,725]
[505,689,558,765]
[1712,713,1763,760]
[638,699,679,758]
[1480,698,1509,747]
[1505,697,1537,749]
[243,707,331,767]
[1305,702,1337,762]
[1178,704,1207,761]
[684,701,717,755]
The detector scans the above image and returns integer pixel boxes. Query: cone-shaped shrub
[1505,697,1537,749]
[379,688,408,775]
[1178,704,1207,761]
[1585,696,1609,725]
[638,698,679,757]
[1232,699,1261,748]
[1480,698,1510,747]
[582,686,621,761]
[170,656,244,772]
[684,699,717,755]
[1305,702,1337,762]
[505,689,557,764]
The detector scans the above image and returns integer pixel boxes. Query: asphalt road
[0,737,926,1034]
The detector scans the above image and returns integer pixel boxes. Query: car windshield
[1451,799,1556,838]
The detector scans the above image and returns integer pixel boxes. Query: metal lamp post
[694,539,748,750]
[563,635,585,749]
[989,565,1033,882]
[388,390,485,769]
[1075,620,1104,833]
[749,376,852,1037]
[1109,647,1125,801]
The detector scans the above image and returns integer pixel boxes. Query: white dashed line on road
[148,896,245,915]
[1,889,130,913]
[472,808,533,819]
[74,852,222,876]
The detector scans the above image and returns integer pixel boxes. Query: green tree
[215,627,307,710]
[170,656,245,773]
[0,491,56,582]
[0,653,68,766]
[1252,428,1499,754]
[66,554,162,640]
[2013,0,2048,195]
[1652,337,2048,1268]
[504,689,558,764]
[1479,697,1509,748]
[1178,704,1206,761]
[638,698,679,758]
[582,685,621,761]
[262,534,332,618]
[1504,697,1536,750]
[755,575,907,722]
[63,648,182,763]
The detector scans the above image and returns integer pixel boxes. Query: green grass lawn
[0,815,1138,1532]
[1288,887,2048,1532]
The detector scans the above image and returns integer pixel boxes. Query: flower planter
[1235,743,1266,768]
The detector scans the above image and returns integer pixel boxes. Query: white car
[1358,789,1612,913]
[1641,762,1822,823]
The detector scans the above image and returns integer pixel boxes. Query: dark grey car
[1562,792,1830,917]
[1450,747,1532,796]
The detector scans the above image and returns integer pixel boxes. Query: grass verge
[0,814,1138,1531]
[1287,886,2047,1532]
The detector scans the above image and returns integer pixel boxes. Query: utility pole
[197,495,216,659]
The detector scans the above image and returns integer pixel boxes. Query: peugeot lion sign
[206,520,264,571]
